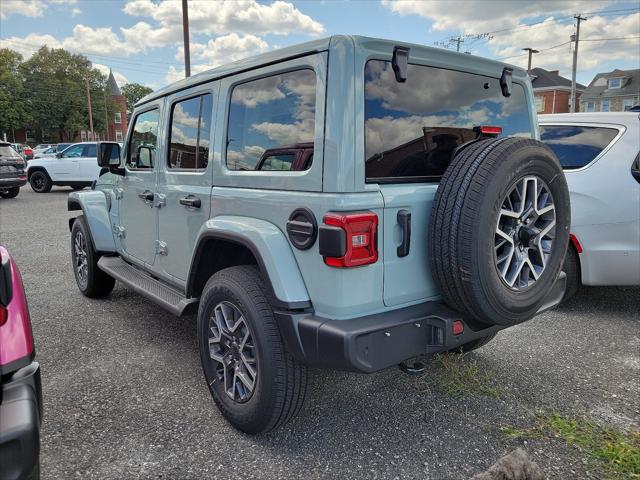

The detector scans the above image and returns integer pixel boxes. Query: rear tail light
[452,320,464,336]
[322,212,378,267]
[474,125,503,137]
[569,234,583,254]
[0,305,7,326]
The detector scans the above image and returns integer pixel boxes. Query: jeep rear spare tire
[429,137,570,326]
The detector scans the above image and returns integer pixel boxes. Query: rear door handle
[397,209,411,257]
[138,190,154,202]
[179,195,201,208]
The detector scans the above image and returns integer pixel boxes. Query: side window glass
[540,125,619,169]
[84,144,97,158]
[127,109,159,170]
[259,153,295,171]
[62,145,84,158]
[226,69,316,171]
[168,93,213,169]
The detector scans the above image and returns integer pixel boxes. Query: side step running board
[97,256,198,316]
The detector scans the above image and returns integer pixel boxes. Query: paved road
[1,187,638,480]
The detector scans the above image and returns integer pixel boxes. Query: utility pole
[85,78,94,140]
[451,36,463,52]
[103,88,110,141]
[570,14,587,113]
[182,0,191,77]
[522,47,539,71]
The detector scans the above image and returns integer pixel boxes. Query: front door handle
[179,195,201,208]
[138,190,154,202]
[397,209,411,257]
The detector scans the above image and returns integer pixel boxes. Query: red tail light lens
[0,306,7,326]
[323,212,378,267]
[569,234,583,254]
[479,125,502,136]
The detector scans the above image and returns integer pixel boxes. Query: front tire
[29,170,52,193]
[0,187,19,198]
[198,266,307,434]
[71,216,115,297]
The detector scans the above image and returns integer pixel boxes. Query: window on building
[226,69,316,171]
[586,101,595,112]
[168,93,213,169]
[623,98,635,111]
[608,78,622,89]
[540,125,619,170]
[127,108,159,170]
[534,96,545,113]
[115,130,123,142]
[364,60,532,183]
[114,112,122,124]
[601,100,610,112]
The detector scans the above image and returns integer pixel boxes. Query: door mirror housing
[98,141,124,175]
[56,152,63,158]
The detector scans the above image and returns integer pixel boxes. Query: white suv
[27,142,102,193]
[539,112,640,298]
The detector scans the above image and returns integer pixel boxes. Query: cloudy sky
[1,0,638,90]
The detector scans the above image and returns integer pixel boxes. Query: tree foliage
[0,46,154,143]
[0,49,31,138]
[121,83,153,116]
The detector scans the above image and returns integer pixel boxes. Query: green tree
[20,46,115,142]
[121,83,153,117]
[0,49,31,141]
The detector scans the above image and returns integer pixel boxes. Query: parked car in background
[27,142,101,193]
[0,142,27,199]
[69,36,569,434]
[33,143,73,159]
[0,246,42,480]
[32,144,57,157]
[540,112,640,298]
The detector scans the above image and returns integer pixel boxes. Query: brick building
[78,69,128,143]
[530,68,585,114]
[580,68,640,112]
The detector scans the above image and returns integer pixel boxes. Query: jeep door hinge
[154,193,166,209]
[114,187,124,200]
[155,240,168,256]
[112,225,126,238]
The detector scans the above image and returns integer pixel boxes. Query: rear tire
[198,265,307,434]
[429,138,570,326]
[71,216,115,297]
[29,170,52,193]
[562,244,580,301]
[0,187,19,198]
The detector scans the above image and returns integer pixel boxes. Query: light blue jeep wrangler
[68,36,569,433]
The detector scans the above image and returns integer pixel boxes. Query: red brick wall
[534,90,582,114]
[107,95,128,142]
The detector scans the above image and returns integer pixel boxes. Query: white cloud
[382,0,609,33]
[123,0,324,37]
[0,0,47,19]
[490,13,640,77]
[176,33,268,66]
[0,0,78,19]
[61,24,139,56]
[71,7,81,17]
[0,33,61,57]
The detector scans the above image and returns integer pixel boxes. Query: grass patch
[415,352,502,399]
[502,413,640,480]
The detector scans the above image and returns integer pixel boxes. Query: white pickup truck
[27,142,102,192]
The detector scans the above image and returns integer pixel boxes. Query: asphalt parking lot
[1,187,638,480]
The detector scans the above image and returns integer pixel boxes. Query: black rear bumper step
[98,256,198,316]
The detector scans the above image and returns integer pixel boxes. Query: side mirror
[56,152,63,158]
[136,145,154,168]
[98,142,124,176]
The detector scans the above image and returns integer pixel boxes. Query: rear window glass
[364,60,532,183]
[0,146,19,157]
[539,125,619,170]
[226,69,316,171]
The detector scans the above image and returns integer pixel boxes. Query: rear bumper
[0,362,41,480]
[276,273,566,373]
[0,177,27,188]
